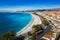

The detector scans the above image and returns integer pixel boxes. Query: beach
[16,13,42,36]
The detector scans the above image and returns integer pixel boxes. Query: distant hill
[16,8,60,12]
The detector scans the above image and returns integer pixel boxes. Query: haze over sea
[0,12,32,35]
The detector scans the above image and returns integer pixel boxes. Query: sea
[0,12,32,35]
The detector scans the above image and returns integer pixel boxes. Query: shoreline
[16,13,33,36]
[16,13,42,36]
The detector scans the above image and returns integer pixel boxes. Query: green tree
[27,31,36,40]
[0,30,16,40]
[31,32,36,40]
[27,32,32,36]
[47,31,55,36]
[32,24,42,31]
[40,38,47,40]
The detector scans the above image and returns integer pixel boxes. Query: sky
[0,0,60,11]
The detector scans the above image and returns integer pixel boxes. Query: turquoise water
[0,12,32,35]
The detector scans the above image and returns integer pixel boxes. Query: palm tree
[32,24,42,32]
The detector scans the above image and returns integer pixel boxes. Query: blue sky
[0,0,60,10]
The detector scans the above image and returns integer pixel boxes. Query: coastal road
[36,21,51,40]
[33,13,52,40]
[17,13,52,40]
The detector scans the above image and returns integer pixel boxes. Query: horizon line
[0,7,60,12]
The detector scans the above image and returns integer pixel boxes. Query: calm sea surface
[0,12,32,35]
